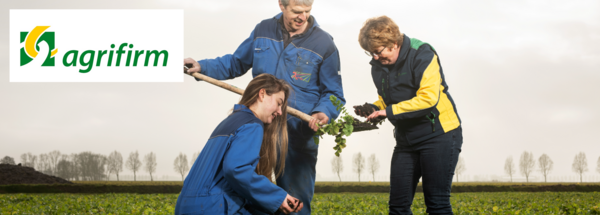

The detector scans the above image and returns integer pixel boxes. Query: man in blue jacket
[184,0,344,214]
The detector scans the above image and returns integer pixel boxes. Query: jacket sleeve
[372,95,386,111]
[386,45,441,121]
[222,123,287,214]
[310,48,345,121]
[197,28,256,80]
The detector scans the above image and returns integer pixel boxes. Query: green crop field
[2,192,600,214]
[70,181,600,186]
[71,181,184,186]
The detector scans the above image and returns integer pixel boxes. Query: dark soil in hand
[354,103,375,116]
[353,103,385,125]
[0,164,72,185]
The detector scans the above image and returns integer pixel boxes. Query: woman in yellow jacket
[356,16,463,215]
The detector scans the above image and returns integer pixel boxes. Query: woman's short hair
[358,15,403,52]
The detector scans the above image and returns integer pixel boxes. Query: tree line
[0,151,203,182]
[326,151,600,183]
[504,151,598,183]
[3,150,599,182]
[330,152,380,182]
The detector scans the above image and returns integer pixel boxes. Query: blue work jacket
[175,104,287,215]
[198,13,345,134]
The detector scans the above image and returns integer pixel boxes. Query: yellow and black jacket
[370,35,461,145]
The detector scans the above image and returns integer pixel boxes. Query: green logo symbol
[20,26,57,66]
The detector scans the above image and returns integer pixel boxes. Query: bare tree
[455,156,466,182]
[69,153,81,181]
[107,151,124,181]
[367,154,380,182]
[144,152,157,181]
[331,155,343,182]
[597,156,600,175]
[572,152,588,183]
[75,152,106,181]
[353,152,365,182]
[190,151,200,167]
[126,151,142,181]
[519,151,535,182]
[20,153,37,168]
[102,156,110,181]
[48,150,61,175]
[1,156,15,165]
[37,153,52,175]
[174,152,189,181]
[504,156,515,182]
[56,155,75,181]
[538,154,553,183]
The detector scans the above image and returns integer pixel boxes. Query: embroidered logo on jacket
[291,71,311,83]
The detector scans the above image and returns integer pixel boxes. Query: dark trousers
[389,127,463,215]
[275,118,318,215]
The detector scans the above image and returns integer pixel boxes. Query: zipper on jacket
[426,112,436,132]
[381,79,386,98]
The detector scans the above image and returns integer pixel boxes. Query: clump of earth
[353,103,386,125]
[0,163,72,185]
[352,117,380,132]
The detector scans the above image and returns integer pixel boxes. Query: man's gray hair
[280,0,314,7]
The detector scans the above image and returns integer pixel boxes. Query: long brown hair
[238,73,290,180]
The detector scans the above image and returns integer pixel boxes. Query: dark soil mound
[0,164,72,185]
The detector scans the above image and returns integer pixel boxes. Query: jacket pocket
[177,196,206,215]
[289,51,317,89]
[223,193,247,215]
[252,46,271,75]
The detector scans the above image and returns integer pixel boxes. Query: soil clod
[352,117,379,132]
[353,103,386,125]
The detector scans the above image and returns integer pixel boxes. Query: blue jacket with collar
[175,104,287,215]
[198,13,345,126]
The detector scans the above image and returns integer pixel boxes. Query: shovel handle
[185,69,314,123]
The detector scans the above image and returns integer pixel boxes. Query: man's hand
[183,58,200,75]
[367,110,387,122]
[279,194,303,214]
[309,112,329,132]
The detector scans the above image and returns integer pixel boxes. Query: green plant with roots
[313,95,355,157]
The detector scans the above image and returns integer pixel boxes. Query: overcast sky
[2,0,600,182]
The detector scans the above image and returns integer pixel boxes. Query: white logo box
[10,9,183,82]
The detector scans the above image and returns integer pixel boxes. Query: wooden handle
[187,70,314,123]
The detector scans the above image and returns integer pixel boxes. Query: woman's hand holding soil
[279,194,303,214]
[353,103,375,117]
[367,110,387,122]
[353,103,386,124]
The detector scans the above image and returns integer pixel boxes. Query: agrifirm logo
[20,26,57,67]
[21,26,169,73]
[60,43,169,73]
[10,10,183,82]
